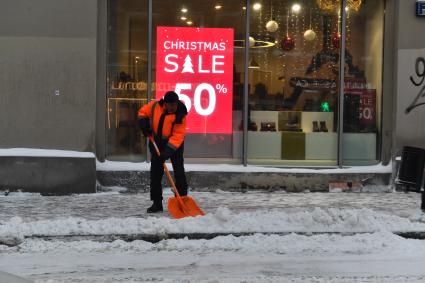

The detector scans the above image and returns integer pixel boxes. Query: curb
[3,231,425,247]
[17,231,425,244]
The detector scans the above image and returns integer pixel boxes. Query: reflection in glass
[247,0,341,165]
[342,0,384,165]
[106,0,149,161]
[246,0,383,166]
[104,0,383,165]
[152,0,246,160]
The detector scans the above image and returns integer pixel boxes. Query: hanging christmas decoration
[266,20,279,32]
[280,37,295,51]
[303,8,316,41]
[281,9,295,51]
[304,29,316,41]
[266,1,278,32]
[332,33,341,48]
[316,0,363,13]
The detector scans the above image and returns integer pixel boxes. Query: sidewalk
[2,189,425,245]
[1,188,420,221]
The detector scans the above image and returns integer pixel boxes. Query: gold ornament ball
[266,20,279,32]
[303,29,316,41]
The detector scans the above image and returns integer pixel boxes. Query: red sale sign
[156,26,234,134]
[358,89,376,125]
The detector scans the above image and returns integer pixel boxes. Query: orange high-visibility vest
[138,100,186,150]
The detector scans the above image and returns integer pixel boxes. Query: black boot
[320,121,328,132]
[312,121,320,132]
[147,200,163,213]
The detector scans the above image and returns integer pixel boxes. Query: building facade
[0,0,424,192]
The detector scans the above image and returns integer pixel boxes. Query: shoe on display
[320,121,328,132]
[312,121,320,132]
[284,115,301,131]
[260,122,276,131]
[248,121,258,131]
[147,200,163,213]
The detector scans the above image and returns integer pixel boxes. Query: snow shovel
[148,136,205,219]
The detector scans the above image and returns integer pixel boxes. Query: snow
[2,207,425,242]
[3,232,425,282]
[2,190,425,282]
[96,159,392,173]
[0,148,94,158]
[97,159,151,171]
[0,231,423,257]
[0,147,417,282]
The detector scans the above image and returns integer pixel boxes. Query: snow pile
[154,231,425,256]
[96,159,392,174]
[30,274,425,283]
[0,148,94,158]
[3,231,425,258]
[1,208,425,242]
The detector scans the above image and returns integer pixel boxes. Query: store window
[247,0,339,165]
[106,0,149,161]
[105,0,384,166]
[342,0,384,165]
[152,0,246,160]
[246,0,383,166]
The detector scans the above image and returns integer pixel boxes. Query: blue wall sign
[417,1,425,17]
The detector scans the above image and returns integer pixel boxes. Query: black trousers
[149,142,188,201]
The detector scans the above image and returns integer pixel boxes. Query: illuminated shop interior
[106,0,384,166]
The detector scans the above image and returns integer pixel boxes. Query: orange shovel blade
[168,196,205,219]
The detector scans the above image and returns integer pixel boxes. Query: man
[138,91,188,213]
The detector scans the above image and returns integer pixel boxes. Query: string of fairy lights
[244,0,364,100]
[175,1,361,92]
[252,2,358,55]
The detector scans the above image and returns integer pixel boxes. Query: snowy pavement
[2,188,425,241]
[0,188,422,222]
[2,189,425,282]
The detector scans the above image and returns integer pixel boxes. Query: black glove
[139,118,152,137]
[159,146,175,162]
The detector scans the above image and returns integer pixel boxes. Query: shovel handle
[148,136,185,204]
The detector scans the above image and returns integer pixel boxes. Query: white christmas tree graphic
[181,55,194,73]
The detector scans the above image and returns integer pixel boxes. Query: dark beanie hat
[164,91,179,103]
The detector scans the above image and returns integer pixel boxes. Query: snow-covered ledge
[0,148,95,158]
[96,159,392,174]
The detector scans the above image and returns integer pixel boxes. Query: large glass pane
[106,0,149,161]
[342,0,384,165]
[247,1,340,166]
[152,0,246,161]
